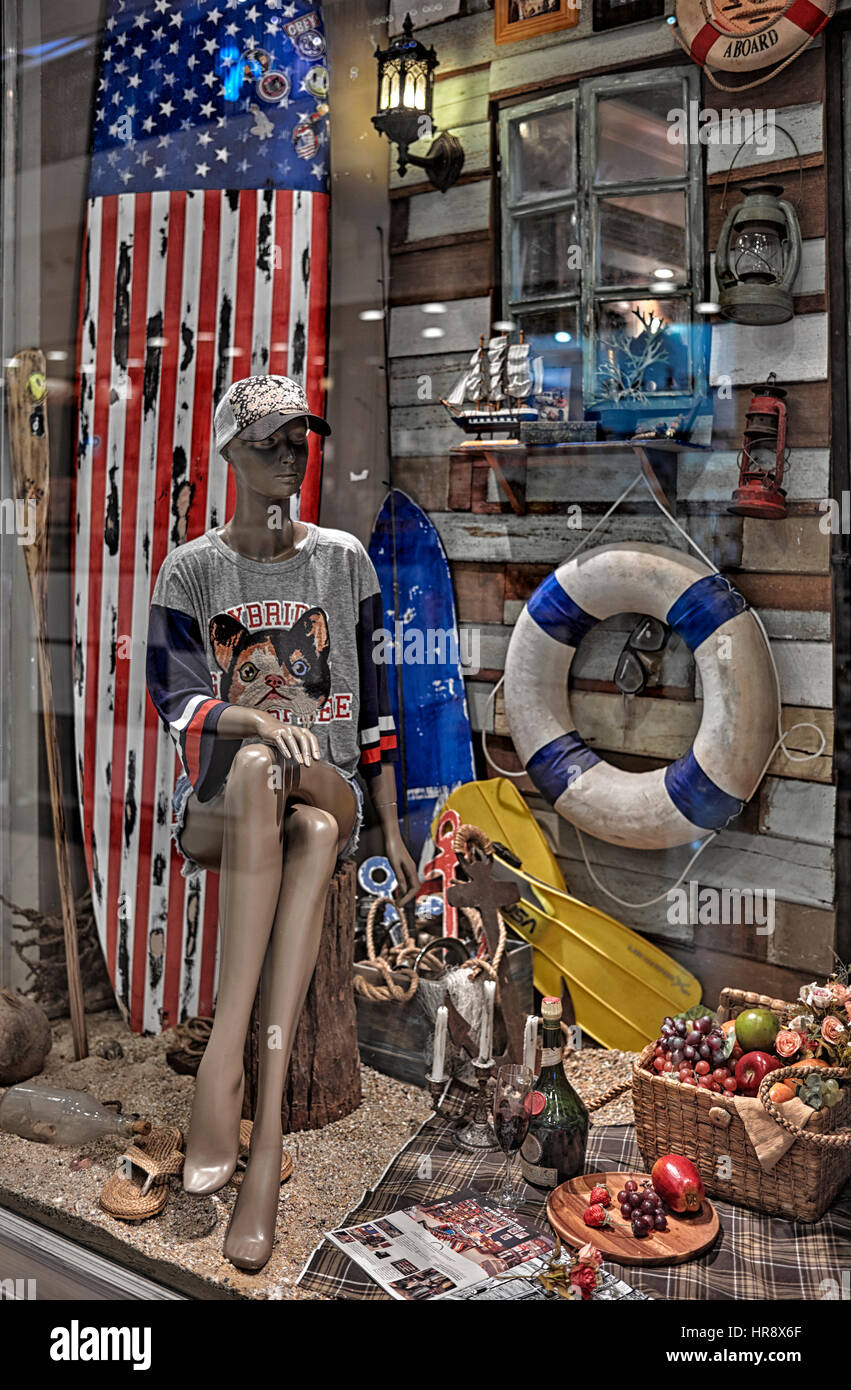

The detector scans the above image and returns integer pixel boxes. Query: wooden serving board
[547,1171,720,1268]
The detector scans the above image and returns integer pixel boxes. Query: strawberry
[583,1203,609,1228]
[588,1184,611,1208]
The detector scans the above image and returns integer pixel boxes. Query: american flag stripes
[73,0,330,1031]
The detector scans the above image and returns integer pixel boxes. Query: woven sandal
[230,1119,293,1188]
[99,1125,185,1222]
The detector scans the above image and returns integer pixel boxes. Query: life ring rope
[485,468,826,908]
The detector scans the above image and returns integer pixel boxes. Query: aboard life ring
[674,0,834,76]
[503,543,779,852]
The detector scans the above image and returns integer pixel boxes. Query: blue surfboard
[369,490,476,860]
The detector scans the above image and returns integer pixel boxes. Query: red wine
[493,1106,530,1155]
[520,997,588,1189]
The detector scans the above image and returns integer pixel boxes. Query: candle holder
[428,1059,499,1152]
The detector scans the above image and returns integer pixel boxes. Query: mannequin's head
[214,374,330,504]
[223,415,309,503]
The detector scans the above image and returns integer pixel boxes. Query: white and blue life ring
[503,543,778,851]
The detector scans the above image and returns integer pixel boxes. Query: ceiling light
[696,301,721,315]
[421,302,446,314]
[554,331,572,343]
[654,267,674,279]
[421,326,445,339]
[359,309,385,321]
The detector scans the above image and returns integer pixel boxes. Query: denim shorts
[171,763,364,879]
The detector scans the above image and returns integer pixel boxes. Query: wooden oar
[5,349,88,1059]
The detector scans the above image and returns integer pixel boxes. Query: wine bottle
[520,996,588,1189]
[0,1084,150,1146]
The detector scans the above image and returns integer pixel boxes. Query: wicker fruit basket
[633,988,851,1222]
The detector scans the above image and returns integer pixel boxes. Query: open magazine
[326,1187,651,1302]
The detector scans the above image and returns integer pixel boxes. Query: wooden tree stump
[243,859,361,1133]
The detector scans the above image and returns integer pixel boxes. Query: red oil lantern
[728,373,788,520]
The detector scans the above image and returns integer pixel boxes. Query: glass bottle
[519,996,588,1189]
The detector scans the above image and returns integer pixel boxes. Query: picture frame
[591,0,665,33]
[494,0,580,46]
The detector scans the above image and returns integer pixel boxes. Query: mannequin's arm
[369,762,418,904]
[217,704,319,766]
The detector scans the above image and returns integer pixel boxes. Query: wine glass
[492,1063,535,1209]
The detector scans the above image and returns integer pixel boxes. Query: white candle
[431,1005,448,1083]
[478,980,496,1064]
[523,1015,539,1074]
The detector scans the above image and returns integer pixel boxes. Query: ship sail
[507,341,532,398]
[488,335,508,403]
[446,343,485,408]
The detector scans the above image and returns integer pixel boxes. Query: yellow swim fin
[434,779,702,1051]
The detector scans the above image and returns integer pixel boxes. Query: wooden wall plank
[770,638,833,707]
[391,403,462,457]
[759,777,836,846]
[489,18,680,95]
[709,314,828,387]
[405,177,491,242]
[390,351,472,405]
[390,236,492,305]
[732,572,831,612]
[705,103,823,175]
[702,44,824,112]
[453,561,506,623]
[740,515,831,575]
[389,295,489,356]
[390,456,450,512]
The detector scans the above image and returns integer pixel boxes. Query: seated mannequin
[146,375,417,1271]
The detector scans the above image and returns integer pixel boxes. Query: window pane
[597,191,687,287]
[508,104,576,201]
[512,203,580,300]
[593,297,691,400]
[595,86,686,184]
[516,305,583,418]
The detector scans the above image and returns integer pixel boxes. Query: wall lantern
[372,13,464,193]
[715,181,801,326]
[728,374,788,520]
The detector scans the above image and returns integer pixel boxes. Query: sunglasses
[614,617,669,696]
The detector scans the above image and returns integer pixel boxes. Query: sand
[0,1011,636,1299]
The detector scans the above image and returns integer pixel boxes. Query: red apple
[651,1154,705,1213]
[735,1050,782,1097]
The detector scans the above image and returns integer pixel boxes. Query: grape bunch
[799,1074,841,1111]
[651,1014,738,1094]
[617,1179,668,1238]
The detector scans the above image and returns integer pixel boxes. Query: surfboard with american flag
[73,0,330,1032]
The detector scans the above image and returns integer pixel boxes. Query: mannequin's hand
[251,710,320,767]
[384,826,419,906]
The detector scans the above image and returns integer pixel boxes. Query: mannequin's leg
[180,744,296,1193]
[222,801,341,1270]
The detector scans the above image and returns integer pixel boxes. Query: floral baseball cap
[214,374,331,453]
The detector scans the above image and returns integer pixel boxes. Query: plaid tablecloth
[298,1092,851,1301]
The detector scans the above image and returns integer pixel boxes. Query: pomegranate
[650,1154,705,1214]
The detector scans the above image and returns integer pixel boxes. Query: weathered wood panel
[390,235,492,305]
[709,314,828,387]
[391,403,466,457]
[391,455,451,512]
[453,560,506,623]
[705,103,823,175]
[770,638,833,707]
[740,515,831,575]
[405,177,491,242]
[732,573,831,612]
[389,295,489,356]
[759,777,836,846]
[390,351,473,405]
[489,16,680,95]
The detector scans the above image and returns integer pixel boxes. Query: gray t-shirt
[146,524,397,800]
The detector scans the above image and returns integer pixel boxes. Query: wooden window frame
[498,63,707,415]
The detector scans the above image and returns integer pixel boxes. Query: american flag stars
[90,0,329,197]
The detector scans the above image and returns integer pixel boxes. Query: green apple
[735,1007,780,1054]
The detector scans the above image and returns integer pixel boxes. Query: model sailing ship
[441,330,544,436]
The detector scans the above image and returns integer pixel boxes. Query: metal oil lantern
[715,181,801,326]
[728,373,789,520]
[372,12,464,193]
